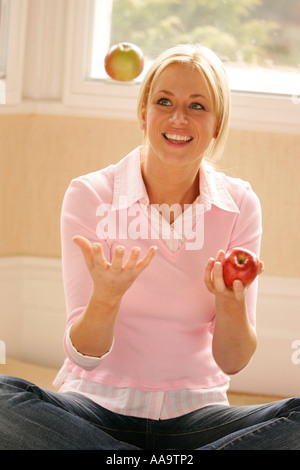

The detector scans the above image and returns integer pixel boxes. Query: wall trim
[0,256,299,396]
[1,95,300,136]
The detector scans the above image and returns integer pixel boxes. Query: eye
[157,97,172,106]
[189,102,205,110]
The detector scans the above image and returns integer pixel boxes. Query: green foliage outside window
[110,0,300,69]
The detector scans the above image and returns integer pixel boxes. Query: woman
[0,44,299,450]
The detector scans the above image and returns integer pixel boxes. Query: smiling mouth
[163,133,193,143]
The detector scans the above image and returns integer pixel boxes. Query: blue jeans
[0,375,299,450]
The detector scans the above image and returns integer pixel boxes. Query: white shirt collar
[112,147,148,210]
[199,159,240,213]
[112,147,239,214]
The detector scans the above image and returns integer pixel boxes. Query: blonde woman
[0,45,299,450]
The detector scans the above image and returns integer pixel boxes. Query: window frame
[0,0,10,78]
[0,0,28,105]
[63,0,140,120]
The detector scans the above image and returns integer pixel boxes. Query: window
[65,0,300,132]
[90,0,300,98]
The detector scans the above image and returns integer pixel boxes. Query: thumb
[73,235,93,269]
[232,279,245,302]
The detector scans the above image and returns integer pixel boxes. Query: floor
[0,357,284,406]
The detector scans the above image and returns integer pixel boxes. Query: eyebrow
[156,89,210,102]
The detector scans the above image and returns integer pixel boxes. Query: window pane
[0,0,10,79]
[90,0,300,97]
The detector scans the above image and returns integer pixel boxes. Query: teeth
[164,133,192,142]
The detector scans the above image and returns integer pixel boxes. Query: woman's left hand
[204,250,263,374]
[204,250,264,302]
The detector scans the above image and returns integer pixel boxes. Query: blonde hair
[137,44,231,162]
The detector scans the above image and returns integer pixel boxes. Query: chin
[162,153,204,169]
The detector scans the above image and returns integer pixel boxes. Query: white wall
[229,276,300,397]
[0,257,299,397]
[0,257,66,367]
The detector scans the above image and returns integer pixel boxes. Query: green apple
[104,42,144,82]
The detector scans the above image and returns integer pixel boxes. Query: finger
[73,235,93,269]
[204,258,215,291]
[232,279,245,302]
[92,243,107,268]
[136,246,157,271]
[111,246,125,271]
[215,250,225,262]
[124,247,141,270]
[258,260,264,275]
[73,235,91,251]
[212,261,226,292]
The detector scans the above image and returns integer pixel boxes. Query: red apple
[222,247,259,289]
[104,42,144,82]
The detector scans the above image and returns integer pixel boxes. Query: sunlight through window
[89,0,300,98]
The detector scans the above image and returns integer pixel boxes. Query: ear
[214,123,220,139]
[140,107,146,131]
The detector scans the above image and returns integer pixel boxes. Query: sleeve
[228,182,263,329]
[65,326,114,370]
[60,178,112,368]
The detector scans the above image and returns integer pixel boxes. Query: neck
[141,152,201,208]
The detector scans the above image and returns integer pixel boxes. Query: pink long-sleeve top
[54,146,262,419]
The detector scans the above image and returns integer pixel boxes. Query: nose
[169,106,188,125]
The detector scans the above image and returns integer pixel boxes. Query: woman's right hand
[69,236,157,358]
[73,235,157,305]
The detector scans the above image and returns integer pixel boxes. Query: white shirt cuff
[65,325,114,370]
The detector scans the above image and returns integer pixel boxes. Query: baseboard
[0,257,66,368]
[0,257,299,396]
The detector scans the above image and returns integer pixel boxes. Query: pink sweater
[55,147,262,414]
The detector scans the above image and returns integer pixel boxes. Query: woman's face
[143,63,218,169]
